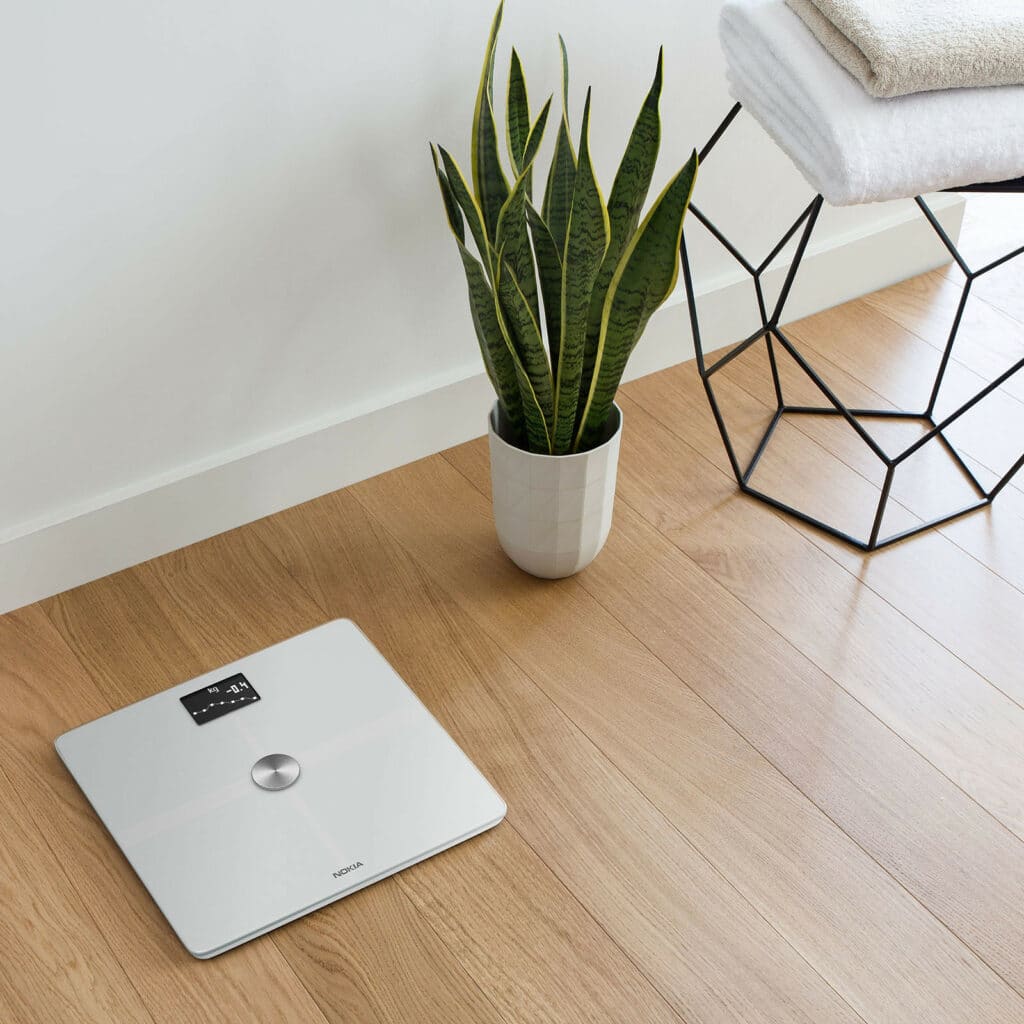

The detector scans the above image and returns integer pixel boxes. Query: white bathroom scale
[55,619,506,959]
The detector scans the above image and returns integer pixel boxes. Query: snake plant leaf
[439,146,493,277]
[526,201,562,368]
[434,145,523,436]
[430,144,465,244]
[543,119,577,258]
[542,36,577,256]
[495,260,553,453]
[473,2,510,241]
[558,34,572,127]
[552,89,609,454]
[459,244,525,440]
[507,48,530,173]
[496,253,554,427]
[579,49,664,408]
[574,150,698,452]
[496,162,542,330]
[607,48,663,255]
[520,96,552,201]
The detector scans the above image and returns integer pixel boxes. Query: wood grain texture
[354,454,1024,1024]
[1,200,1023,1024]
[0,756,153,1024]
[0,604,333,1024]
[252,488,860,1024]
[41,528,686,1024]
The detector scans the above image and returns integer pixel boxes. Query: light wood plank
[715,328,1024,596]
[43,528,688,1024]
[863,269,1024,403]
[445,401,1024,997]
[42,533,510,1024]
[765,305,1024,700]
[786,301,1024,495]
[353,453,1024,1024]
[252,487,861,1024]
[0,759,154,1024]
[0,604,333,1024]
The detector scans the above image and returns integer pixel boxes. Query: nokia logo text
[333,861,364,878]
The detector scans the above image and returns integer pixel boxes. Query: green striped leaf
[438,146,492,277]
[574,150,698,452]
[558,34,571,123]
[579,49,664,412]
[541,36,577,256]
[521,96,552,201]
[552,90,609,454]
[526,201,562,369]
[496,254,554,429]
[506,48,530,172]
[430,144,464,244]
[472,2,510,241]
[495,260,553,453]
[543,120,576,258]
[458,244,524,440]
[496,162,542,331]
[434,145,523,435]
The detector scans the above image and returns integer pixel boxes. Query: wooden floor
[3,197,1024,1023]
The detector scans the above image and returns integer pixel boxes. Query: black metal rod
[872,500,991,549]
[772,328,893,463]
[988,450,1024,502]
[679,230,706,375]
[974,242,1024,278]
[705,325,771,377]
[934,431,989,500]
[741,485,872,550]
[753,275,785,408]
[782,406,925,420]
[769,196,824,326]
[925,277,972,417]
[894,354,1024,465]
[916,195,972,277]
[742,408,783,485]
[699,102,742,163]
[756,198,819,277]
[690,204,757,277]
[868,465,896,549]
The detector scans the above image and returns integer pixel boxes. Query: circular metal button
[251,753,301,791]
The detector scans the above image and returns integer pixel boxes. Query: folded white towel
[787,0,1024,99]
[720,0,1024,206]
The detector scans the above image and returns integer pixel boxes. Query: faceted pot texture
[487,402,622,579]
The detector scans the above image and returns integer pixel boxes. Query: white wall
[0,0,961,609]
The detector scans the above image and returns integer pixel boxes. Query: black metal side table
[680,103,1024,551]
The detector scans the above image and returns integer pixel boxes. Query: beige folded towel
[787,0,1024,97]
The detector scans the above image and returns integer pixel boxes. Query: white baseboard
[0,196,964,613]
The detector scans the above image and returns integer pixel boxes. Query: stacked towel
[787,0,1024,99]
[720,0,1024,206]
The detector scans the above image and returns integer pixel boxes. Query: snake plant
[431,2,698,455]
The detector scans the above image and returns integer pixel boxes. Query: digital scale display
[180,673,260,725]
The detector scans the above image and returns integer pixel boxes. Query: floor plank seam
[434,451,875,1024]
[245,525,609,1024]
[0,758,162,1024]
[866,299,1024,417]
[788,326,1024,502]
[591,484,1024,1005]
[623,382,1024,714]
[36,597,337,1024]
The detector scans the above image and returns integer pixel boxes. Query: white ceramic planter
[487,402,622,579]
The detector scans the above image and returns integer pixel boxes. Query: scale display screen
[180,673,260,725]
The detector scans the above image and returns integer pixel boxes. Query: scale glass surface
[55,619,506,959]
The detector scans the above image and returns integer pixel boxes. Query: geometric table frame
[680,103,1024,550]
